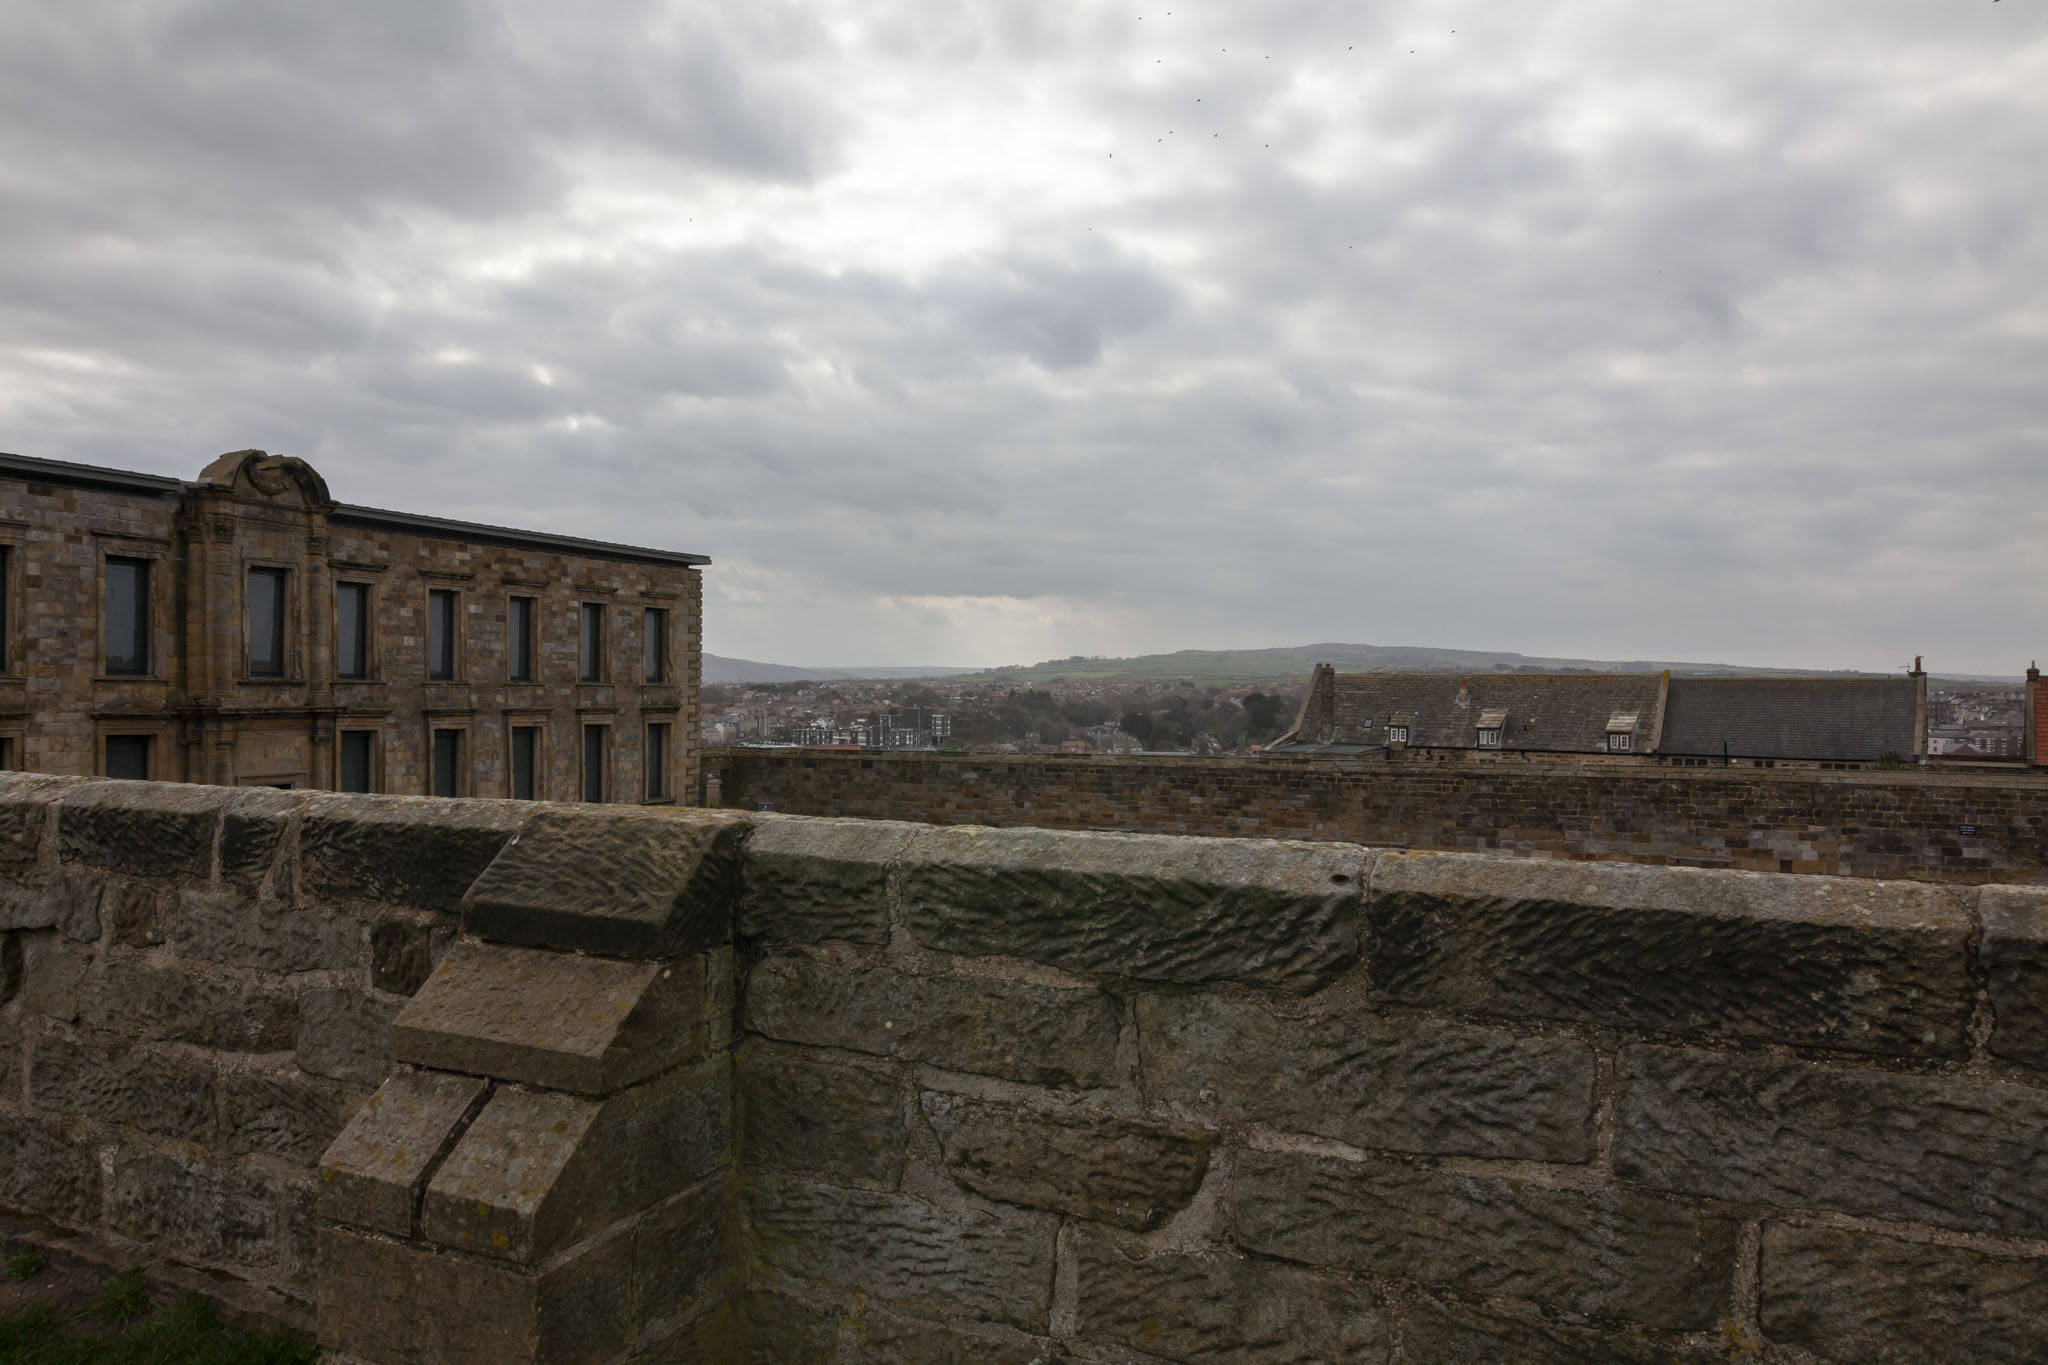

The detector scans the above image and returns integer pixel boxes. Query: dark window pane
[337,584,370,679]
[512,726,537,800]
[432,729,461,797]
[248,568,286,676]
[643,609,666,682]
[0,546,9,672]
[582,725,605,802]
[509,597,535,682]
[429,590,456,680]
[646,723,668,800]
[339,731,373,792]
[0,737,13,770]
[105,734,151,780]
[580,604,603,683]
[105,558,149,675]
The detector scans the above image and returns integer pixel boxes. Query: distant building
[0,449,706,800]
[2031,663,2046,767]
[1268,664,1927,768]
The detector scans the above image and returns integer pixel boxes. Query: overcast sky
[3,2,2043,672]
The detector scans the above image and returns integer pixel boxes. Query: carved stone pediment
[197,448,334,511]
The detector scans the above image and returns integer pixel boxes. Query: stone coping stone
[1982,884,2048,1070]
[390,941,709,1095]
[739,814,918,946]
[57,780,227,878]
[301,793,525,914]
[0,772,87,871]
[900,825,1368,992]
[460,806,750,958]
[318,1069,489,1238]
[1370,852,1976,1057]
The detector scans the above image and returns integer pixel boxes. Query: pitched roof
[1285,671,1667,753]
[1659,677,1919,760]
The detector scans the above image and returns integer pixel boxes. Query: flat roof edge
[0,451,184,497]
[328,504,710,567]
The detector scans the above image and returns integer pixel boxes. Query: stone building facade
[0,449,706,802]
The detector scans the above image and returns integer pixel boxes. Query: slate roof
[1279,671,1667,753]
[1659,677,1919,761]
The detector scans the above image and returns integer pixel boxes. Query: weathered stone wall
[712,747,2048,884]
[8,769,2048,1363]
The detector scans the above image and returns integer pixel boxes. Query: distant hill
[957,643,2008,688]
[704,654,979,684]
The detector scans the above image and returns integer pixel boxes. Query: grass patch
[3,1253,45,1282]
[0,1273,318,1364]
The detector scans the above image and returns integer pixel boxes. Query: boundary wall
[5,771,2048,1362]
[709,747,2048,884]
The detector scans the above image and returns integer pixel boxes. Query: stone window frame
[642,605,668,684]
[425,585,463,683]
[579,714,613,803]
[506,593,539,684]
[0,729,19,770]
[505,710,548,801]
[579,601,608,684]
[97,721,170,781]
[94,534,171,682]
[0,521,21,676]
[426,713,473,798]
[644,716,673,803]
[336,725,381,793]
[335,579,377,682]
[242,559,297,682]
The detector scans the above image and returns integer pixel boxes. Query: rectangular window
[508,596,536,682]
[339,731,374,793]
[582,724,607,802]
[643,608,667,683]
[580,604,604,683]
[428,589,456,680]
[1607,732,1632,752]
[511,726,539,800]
[0,545,9,672]
[1386,726,1409,745]
[431,728,462,797]
[1477,728,1502,748]
[646,722,669,800]
[337,583,371,680]
[105,734,151,781]
[104,556,150,675]
[0,737,13,770]
[248,567,287,677]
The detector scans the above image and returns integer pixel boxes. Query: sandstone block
[634,1176,737,1330]
[317,1222,635,1365]
[1072,1223,1388,1363]
[1615,1045,2048,1234]
[746,951,1120,1088]
[370,917,435,994]
[737,1042,907,1187]
[1369,854,1975,1057]
[80,956,297,1052]
[747,1174,1057,1331]
[1398,1296,1723,1364]
[842,1303,1066,1364]
[902,826,1366,992]
[923,1093,1213,1230]
[318,1068,488,1238]
[1137,992,1596,1162]
[1230,1148,1736,1331]
[56,874,102,942]
[300,794,523,913]
[58,780,223,878]
[0,884,56,932]
[1982,885,2048,1070]
[28,1023,217,1142]
[224,1066,367,1162]
[168,888,359,973]
[217,787,308,892]
[423,1058,728,1263]
[297,988,402,1087]
[460,806,749,957]
[0,772,80,872]
[18,936,90,1020]
[739,815,914,945]
[101,880,163,947]
[0,1110,100,1224]
[3,877,104,942]
[106,1144,278,1266]
[392,941,710,1094]
[1761,1222,2048,1364]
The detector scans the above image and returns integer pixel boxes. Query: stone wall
[7,770,2048,1362]
[711,747,2048,884]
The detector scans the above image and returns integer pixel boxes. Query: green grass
[3,1253,45,1283]
[0,1272,318,1364]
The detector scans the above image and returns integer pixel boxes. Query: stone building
[0,448,706,801]
[1269,664,1927,768]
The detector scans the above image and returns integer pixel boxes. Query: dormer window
[1387,725,1409,745]
[1607,732,1632,752]
[1475,709,1507,748]
[1606,712,1639,754]
[1477,728,1502,747]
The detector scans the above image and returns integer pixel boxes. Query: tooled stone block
[390,941,711,1095]
[459,806,749,958]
